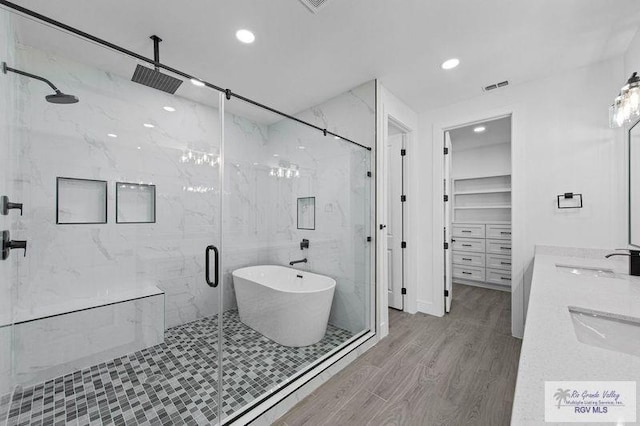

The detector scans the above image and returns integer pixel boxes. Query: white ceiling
[449,116,511,151]
[7,0,640,115]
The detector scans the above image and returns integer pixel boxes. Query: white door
[444,132,453,312]
[387,133,404,310]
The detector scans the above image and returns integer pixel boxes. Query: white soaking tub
[232,265,336,347]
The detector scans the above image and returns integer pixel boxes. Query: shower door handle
[205,245,219,287]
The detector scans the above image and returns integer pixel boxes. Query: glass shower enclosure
[0,6,374,425]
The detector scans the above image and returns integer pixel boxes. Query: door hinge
[444,242,449,250]
[444,147,449,155]
[444,195,449,202]
[400,195,406,202]
[366,171,372,177]
[444,289,449,297]
[401,241,406,249]
[366,236,371,242]
[401,148,406,156]
[401,288,407,295]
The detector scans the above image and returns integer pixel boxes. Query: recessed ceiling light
[473,126,486,133]
[190,78,205,87]
[253,162,259,165]
[137,146,142,150]
[441,58,460,70]
[273,153,279,157]
[143,123,155,128]
[334,136,340,140]
[236,29,255,44]
[163,106,176,112]
[107,133,118,138]
[298,146,306,150]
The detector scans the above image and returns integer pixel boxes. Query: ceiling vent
[482,80,509,92]
[299,0,332,13]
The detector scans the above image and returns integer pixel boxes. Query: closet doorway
[385,120,408,310]
[444,115,512,313]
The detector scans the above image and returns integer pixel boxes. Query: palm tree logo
[554,388,571,409]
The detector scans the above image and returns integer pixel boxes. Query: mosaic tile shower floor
[3,311,352,426]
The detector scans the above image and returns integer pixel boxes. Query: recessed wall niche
[56,177,108,225]
[297,197,316,230]
[116,182,156,224]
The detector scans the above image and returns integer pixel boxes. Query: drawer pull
[461,230,472,233]
[462,244,472,247]
[500,231,511,235]
[462,271,472,275]
[500,246,511,250]
[462,258,472,261]
[500,261,511,265]
[500,276,511,281]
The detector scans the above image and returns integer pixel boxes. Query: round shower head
[45,92,79,104]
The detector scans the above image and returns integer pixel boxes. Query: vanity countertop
[512,249,640,424]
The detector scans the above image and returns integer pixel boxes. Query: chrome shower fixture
[2,61,79,104]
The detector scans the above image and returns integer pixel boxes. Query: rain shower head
[2,61,79,104]
[131,35,183,94]
[45,92,79,104]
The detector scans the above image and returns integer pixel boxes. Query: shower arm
[2,62,62,93]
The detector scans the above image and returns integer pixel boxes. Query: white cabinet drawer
[486,268,511,286]
[486,254,511,270]
[452,252,485,267]
[453,265,485,282]
[486,239,511,255]
[452,224,485,238]
[452,238,485,253]
[486,224,511,240]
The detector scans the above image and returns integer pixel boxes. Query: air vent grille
[482,80,509,92]
[299,0,332,13]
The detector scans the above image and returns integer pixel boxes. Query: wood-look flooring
[275,284,521,426]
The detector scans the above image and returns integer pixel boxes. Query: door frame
[431,105,525,338]
[385,120,408,311]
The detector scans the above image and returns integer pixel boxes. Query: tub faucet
[289,258,307,266]
[605,249,640,276]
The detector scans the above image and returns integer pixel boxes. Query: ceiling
[6,0,640,115]
[449,116,511,151]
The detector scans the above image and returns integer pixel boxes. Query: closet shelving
[452,174,511,223]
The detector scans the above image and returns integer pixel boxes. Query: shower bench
[0,286,165,387]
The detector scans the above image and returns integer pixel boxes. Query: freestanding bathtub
[232,265,336,347]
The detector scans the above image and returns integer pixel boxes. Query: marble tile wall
[12,45,225,330]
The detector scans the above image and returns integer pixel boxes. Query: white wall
[375,83,419,337]
[624,28,640,77]
[451,143,511,179]
[418,56,627,337]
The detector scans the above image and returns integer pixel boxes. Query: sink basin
[569,306,640,357]
[556,264,618,278]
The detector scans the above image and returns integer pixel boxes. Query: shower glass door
[220,87,373,422]
[1,10,225,425]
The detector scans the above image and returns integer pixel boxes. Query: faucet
[605,249,640,276]
[289,258,308,266]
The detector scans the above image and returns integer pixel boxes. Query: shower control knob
[1,196,23,216]
[1,230,27,260]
